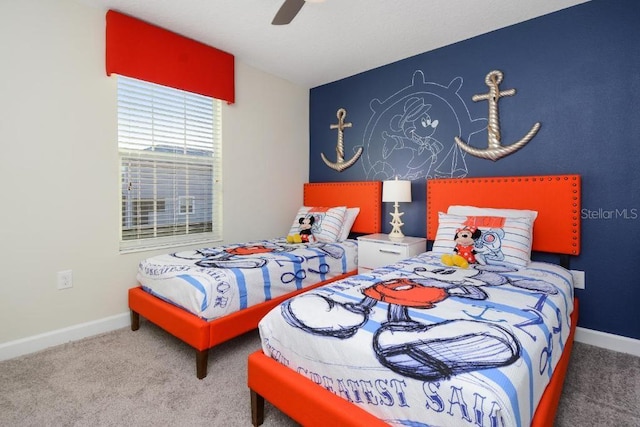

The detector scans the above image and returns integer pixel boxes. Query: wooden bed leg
[250,389,265,426]
[130,310,140,331]
[196,349,209,379]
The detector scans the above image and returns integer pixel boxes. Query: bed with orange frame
[129,181,382,379]
[248,174,581,426]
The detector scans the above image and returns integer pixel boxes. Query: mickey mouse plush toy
[287,215,317,244]
[441,226,481,268]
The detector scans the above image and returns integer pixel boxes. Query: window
[178,196,195,215]
[118,76,222,252]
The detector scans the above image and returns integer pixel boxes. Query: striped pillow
[432,212,534,268]
[287,206,347,243]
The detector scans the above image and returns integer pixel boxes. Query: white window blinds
[118,76,222,251]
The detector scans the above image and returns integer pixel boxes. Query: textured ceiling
[78,0,590,88]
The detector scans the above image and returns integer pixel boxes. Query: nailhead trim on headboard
[427,175,581,255]
[304,181,382,235]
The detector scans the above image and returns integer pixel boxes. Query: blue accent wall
[309,0,640,340]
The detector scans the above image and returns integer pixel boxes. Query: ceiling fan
[271,0,324,25]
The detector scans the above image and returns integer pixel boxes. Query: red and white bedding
[137,238,358,321]
[258,251,574,426]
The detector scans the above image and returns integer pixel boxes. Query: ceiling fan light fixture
[271,0,323,25]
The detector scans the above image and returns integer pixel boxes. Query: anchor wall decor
[455,70,540,161]
[321,108,363,172]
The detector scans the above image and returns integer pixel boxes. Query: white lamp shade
[382,179,412,203]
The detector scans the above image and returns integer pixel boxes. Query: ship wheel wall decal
[321,108,363,172]
[455,70,541,161]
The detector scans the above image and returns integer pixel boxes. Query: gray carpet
[1,321,638,426]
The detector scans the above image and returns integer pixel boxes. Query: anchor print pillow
[432,212,535,268]
[287,206,347,243]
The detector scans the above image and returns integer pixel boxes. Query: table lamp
[382,177,412,240]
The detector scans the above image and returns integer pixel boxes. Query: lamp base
[388,229,405,241]
[388,203,405,241]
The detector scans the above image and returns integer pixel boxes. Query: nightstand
[357,233,427,274]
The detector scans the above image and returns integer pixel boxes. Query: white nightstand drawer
[357,233,427,272]
[359,242,408,268]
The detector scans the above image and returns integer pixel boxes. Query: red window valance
[106,10,234,104]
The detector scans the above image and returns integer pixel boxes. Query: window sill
[119,235,223,254]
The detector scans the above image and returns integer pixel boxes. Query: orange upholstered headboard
[427,175,581,255]
[304,181,382,235]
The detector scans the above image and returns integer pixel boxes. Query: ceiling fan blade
[272,0,306,25]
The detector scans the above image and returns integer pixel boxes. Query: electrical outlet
[571,270,585,290]
[57,270,73,290]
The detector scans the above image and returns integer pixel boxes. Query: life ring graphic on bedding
[282,263,559,382]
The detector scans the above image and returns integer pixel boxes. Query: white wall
[223,63,309,242]
[0,0,308,346]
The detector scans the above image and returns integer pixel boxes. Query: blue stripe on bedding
[520,341,536,421]
[177,274,208,311]
[262,267,272,300]
[142,286,194,314]
[229,269,248,309]
[481,369,522,426]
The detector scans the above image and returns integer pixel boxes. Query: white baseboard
[575,326,640,357]
[0,312,130,362]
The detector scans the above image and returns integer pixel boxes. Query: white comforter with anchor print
[137,238,358,321]
[258,251,574,427]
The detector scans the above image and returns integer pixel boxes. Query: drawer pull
[379,249,401,255]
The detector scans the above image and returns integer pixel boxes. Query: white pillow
[337,207,360,241]
[287,206,347,243]
[447,205,538,221]
[432,212,534,268]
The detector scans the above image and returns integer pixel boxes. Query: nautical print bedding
[258,251,574,427]
[137,238,358,321]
